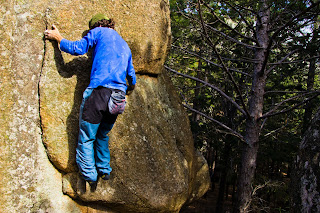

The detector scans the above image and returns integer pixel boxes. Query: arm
[44,25,63,43]
[126,53,136,95]
[44,25,97,56]
[127,84,135,91]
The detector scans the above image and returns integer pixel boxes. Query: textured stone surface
[40,0,172,172]
[60,73,208,212]
[0,1,85,212]
[0,0,210,212]
[187,150,211,204]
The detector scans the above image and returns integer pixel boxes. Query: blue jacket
[60,27,136,92]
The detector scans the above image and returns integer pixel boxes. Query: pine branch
[213,46,251,118]
[165,65,247,116]
[262,92,310,117]
[265,90,311,95]
[197,0,250,118]
[221,0,258,41]
[222,0,258,15]
[172,45,251,76]
[268,55,320,65]
[204,23,259,50]
[260,92,320,120]
[271,0,299,27]
[262,124,288,139]
[182,103,244,141]
[266,49,299,75]
[180,6,259,50]
[200,0,257,43]
[270,1,320,39]
[259,2,319,77]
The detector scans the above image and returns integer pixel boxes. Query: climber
[44,14,136,185]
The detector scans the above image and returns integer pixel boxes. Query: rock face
[0,0,210,212]
[291,110,320,212]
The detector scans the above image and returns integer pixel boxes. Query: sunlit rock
[0,0,210,212]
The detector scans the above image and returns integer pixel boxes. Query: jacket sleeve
[126,53,136,86]
[60,29,98,56]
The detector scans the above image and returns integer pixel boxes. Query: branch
[172,45,251,76]
[180,3,259,50]
[178,4,260,50]
[271,0,299,27]
[201,0,257,43]
[213,46,251,118]
[182,103,245,141]
[261,2,319,77]
[263,123,288,138]
[270,1,320,39]
[262,92,312,117]
[221,0,258,15]
[221,0,258,41]
[265,90,311,95]
[165,65,247,116]
[266,49,299,75]
[203,23,259,50]
[260,92,320,119]
[270,17,318,37]
[198,0,250,118]
[252,181,270,196]
[220,56,259,64]
[268,55,320,65]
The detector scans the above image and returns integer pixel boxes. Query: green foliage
[166,0,320,210]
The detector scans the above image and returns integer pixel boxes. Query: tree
[291,108,320,212]
[166,0,320,212]
[302,24,320,133]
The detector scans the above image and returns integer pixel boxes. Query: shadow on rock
[50,31,91,172]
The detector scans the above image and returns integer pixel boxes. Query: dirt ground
[180,184,233,213]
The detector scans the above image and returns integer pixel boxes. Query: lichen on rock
[0,0,210,212]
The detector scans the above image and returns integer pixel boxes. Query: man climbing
[44,14,136,185]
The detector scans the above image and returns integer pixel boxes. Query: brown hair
[90,19,115,30]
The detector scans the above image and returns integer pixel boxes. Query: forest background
[165,0,320,212]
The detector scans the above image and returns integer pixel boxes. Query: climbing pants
[76,87,118,182]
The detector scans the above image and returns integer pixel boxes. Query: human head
[89,13,115,30]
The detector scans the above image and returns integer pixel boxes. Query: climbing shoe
[100,173,110,180]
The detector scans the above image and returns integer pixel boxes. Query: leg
[76,88,99,182]
[95,121,114,176]
[95,106,118,176]
[77,87,116,181]
[76,120,100,182]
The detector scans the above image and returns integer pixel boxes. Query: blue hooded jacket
[60,27,136,93]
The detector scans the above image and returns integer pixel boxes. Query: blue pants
[76,87,117,182]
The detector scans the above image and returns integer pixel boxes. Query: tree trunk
[291,109,320,212]
[235,120,261,212]
[235,1,270,212]
[303,26,319,133]
[217,73,238,212]
[216,140,231,213]
[302,58,316,133]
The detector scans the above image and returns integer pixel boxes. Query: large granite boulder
[0,0,210,212]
